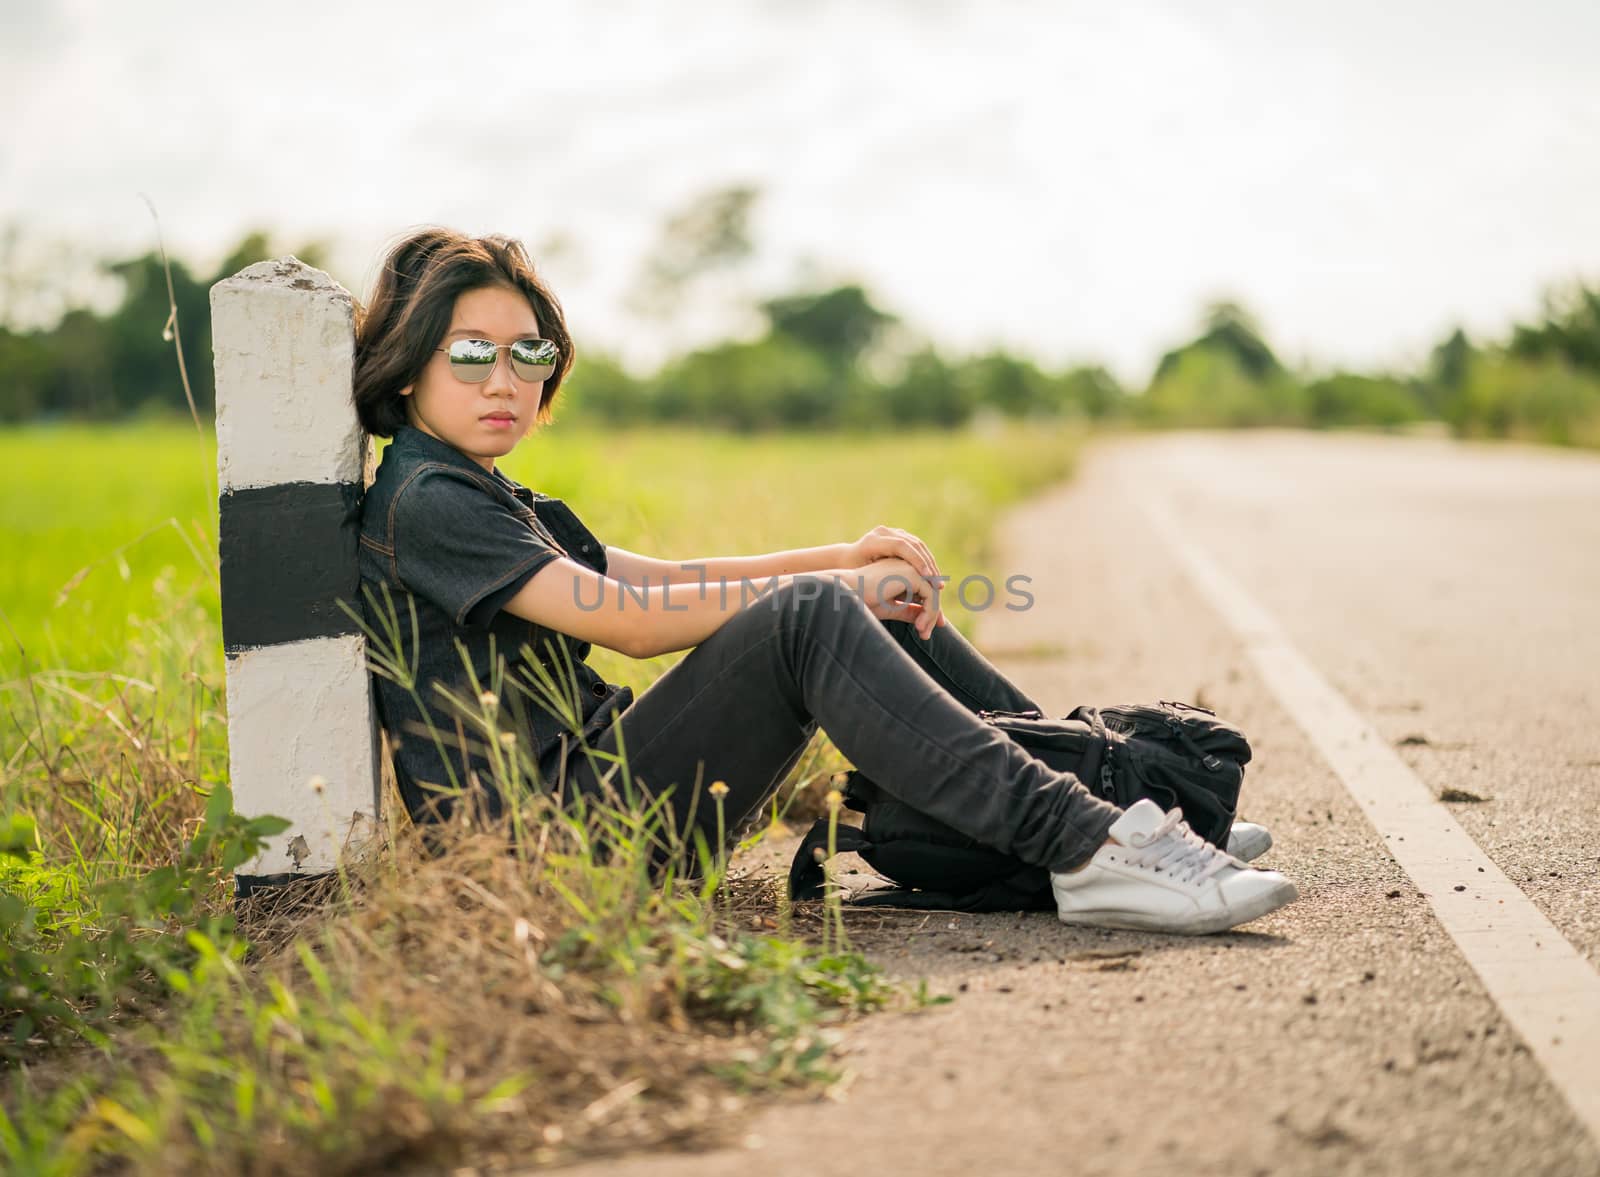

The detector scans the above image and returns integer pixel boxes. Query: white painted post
[210,257,380,895]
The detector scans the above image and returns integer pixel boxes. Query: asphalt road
[562,427,1600,1177]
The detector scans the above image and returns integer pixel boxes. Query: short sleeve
[534,497,609,575]
[392,469,564,627]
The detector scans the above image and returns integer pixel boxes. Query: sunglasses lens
[510,338,558,382]
[447,338,497,381]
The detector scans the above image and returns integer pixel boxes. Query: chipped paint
[211,257,367,492]
[224,635,379,876]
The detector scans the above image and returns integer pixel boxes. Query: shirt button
[591,681,608,698]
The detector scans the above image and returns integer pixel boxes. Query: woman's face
[401,284,546,471]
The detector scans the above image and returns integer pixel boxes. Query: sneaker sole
[1056,878,1300,936]
[1227,830,1272,863]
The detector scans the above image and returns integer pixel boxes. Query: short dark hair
[352,228,575,437]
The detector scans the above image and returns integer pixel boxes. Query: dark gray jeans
[557,574,1119,873]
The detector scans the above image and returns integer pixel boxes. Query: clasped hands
[837,525,949,640]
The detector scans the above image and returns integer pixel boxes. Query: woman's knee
[768,572,866,628]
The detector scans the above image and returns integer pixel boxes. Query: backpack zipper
[1160,702,1223,771]
[979,704,1218,780]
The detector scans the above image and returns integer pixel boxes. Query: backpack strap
[841,867,1057,912]
[787,818,874,901]
[785,817,1056,913]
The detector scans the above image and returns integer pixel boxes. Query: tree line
[1131,293,1600,447]
[0,231,332,423]
[2,215,1598,447]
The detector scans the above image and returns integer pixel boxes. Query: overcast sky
[3,0,1598,382]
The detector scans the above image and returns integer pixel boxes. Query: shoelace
[1121,808,1234,884]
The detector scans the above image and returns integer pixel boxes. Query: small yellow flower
[825,788,844,811]
[498,730,517,747]
[708,780,730,799]
[479,690,499,709]
[307,775,327,794]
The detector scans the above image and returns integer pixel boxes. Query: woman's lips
[482,413,516,430]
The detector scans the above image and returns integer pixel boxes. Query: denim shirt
[357,426,632,822]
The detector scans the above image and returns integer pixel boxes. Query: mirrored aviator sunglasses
[437,337,560,383]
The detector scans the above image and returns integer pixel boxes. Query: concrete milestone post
[210,257,380,898]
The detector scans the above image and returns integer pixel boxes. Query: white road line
[1130,478,1600,1146]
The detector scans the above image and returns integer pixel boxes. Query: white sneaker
[1051,799,1298,935]
[1226,821,1272,863]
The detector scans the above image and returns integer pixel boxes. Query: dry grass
[2,764,907,1176]
[214,823,768,1172]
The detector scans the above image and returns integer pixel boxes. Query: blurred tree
[0,222,20,328]
[1449,353,1600,446]
[630,185,760,321]
[1140,345,1307,428]
[1429,327,1474,390]
[1420,325,1476,420]
[0,329,48,420]
[760,284,898,373]
[101,250,211,414]
[216,230,274,280]
[1139,299,1304,429]
[1152,300,1283,386]
[560,351,648,424]
[213,228,329,279]
[0,228,335,421]
[956,351,1052,417]
[1054,365,1127,420]
[42,308,115,417]
[1509,282,1600,375]
[1304,372,1426,428]
[653,336,837,431]
[884,349,972,427]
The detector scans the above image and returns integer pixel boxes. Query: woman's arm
[501,556,942,660]
[607,525,945,588]
[603,543,852,588]
[501,557,846,659]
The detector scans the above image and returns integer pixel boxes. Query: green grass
[0,424,217,663]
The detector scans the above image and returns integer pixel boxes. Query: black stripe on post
[219,481,364,652]
[235,871,336,904]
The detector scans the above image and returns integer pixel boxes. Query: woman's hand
[843,526,948,631]
[845,525,941,582]
[847,558,945,640]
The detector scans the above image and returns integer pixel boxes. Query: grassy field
[0,418,1086,1175]
[2,419,1071,675]
[1,424,216,663]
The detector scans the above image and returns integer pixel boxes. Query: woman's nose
[484,355,517,395]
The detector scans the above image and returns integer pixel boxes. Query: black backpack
[787,700,1251,912]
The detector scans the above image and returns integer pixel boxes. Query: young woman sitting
[349,227,1299,936]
